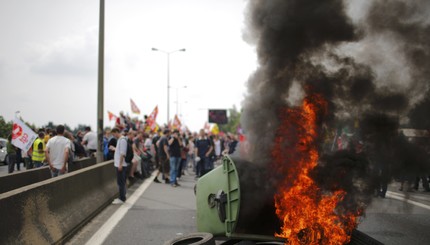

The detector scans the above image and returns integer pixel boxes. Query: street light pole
[152,48,186,125]
[167,53,170,126]
[174,86,187,116]
[96,0,105,163]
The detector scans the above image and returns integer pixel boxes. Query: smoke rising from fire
[241,0,430,232]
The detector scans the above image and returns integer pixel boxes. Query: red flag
[107,111,118,121]
[130,99,141,114]
[147,106,159,131]
[172,115,182,130]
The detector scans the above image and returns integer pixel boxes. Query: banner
[108,111,118,121]
[130,98,141,114]
[11,117,37,152]
[147,106,159,131]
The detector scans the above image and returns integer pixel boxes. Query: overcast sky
[0,0,257,132]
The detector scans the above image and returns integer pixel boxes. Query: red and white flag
[11,117,37,152]
[107,111,118,121]
[147,106,159,131]
[130,99,141,114]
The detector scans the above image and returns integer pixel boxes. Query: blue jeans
[169,156,180,184]
[51,167,68,178]
[116,166,128,201]
[33,161,44,168]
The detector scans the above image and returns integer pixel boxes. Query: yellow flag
[211,123,219,135]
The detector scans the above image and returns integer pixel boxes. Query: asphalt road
[66,167,430,245]
[0,161,25,176]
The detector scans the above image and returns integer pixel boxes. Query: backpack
[124,138,134,163]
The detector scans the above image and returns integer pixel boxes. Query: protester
[227,134,239,155]
[213,134,222,160]
[82,126,97,156]
[31,131,46,168]
[45,125,71,178]
[177,133,189,179]
[103,129,112,161]
[7,134,17,174]
[187,135,196,173]
[152,130,162,183]
[107,128,119,161]
[195,129,213,178]
[168,129,182,187]
[112,128,130,204]
[130,131,144,180]
[64,132,76,165]
[157,129,171,184]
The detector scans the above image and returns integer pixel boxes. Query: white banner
[11,117,37,153]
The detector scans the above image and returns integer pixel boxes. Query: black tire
[4,154,9,165]
[163,232,215,245]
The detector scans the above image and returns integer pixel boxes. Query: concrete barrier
[0,157,97,194]
[0,160,117,245]
[68,157,97,172]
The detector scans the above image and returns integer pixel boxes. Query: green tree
[219,105,241,134]
[0,116,13,139]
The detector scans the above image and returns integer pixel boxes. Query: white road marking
[386,191,430,211]
[85,172,156,245]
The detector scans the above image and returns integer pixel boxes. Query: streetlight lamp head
[151,47,158,51]
[179,48,186,52]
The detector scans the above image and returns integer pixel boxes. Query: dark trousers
[177,158,187,178]
[24,157,33,169]
[8,154,16,173]
[116,166,128,201]
[197,156,213,177]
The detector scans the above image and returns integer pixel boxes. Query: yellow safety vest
[32,138,45,162]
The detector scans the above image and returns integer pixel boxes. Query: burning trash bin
[163,155,383,245]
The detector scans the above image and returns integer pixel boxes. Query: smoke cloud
[241,0,430,224]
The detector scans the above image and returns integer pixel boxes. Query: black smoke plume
[241,0,430,230]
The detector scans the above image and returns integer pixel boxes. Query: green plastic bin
[196,156,282,241]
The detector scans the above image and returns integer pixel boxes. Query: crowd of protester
[5,111,241,205]
[106,114,241,204]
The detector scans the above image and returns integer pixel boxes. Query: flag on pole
[130,99,141,114]
[211,123,220,135]
[172,114,182,130]
[146,106,159,131]
[11,117,37,152]
[107,111,118,121]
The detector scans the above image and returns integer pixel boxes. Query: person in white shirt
[112,128,133,204]
[82,126,97,155]
[45,125,70,178]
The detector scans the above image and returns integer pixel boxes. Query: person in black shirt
[107,128,120,161]
[168,129,182,187]
[152,131,162,183]
[157,129,171,184]
[195,129,213,177]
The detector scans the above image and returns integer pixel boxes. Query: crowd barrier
[0,160,117,244]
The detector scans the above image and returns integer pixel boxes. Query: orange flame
[272,94,359,244]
